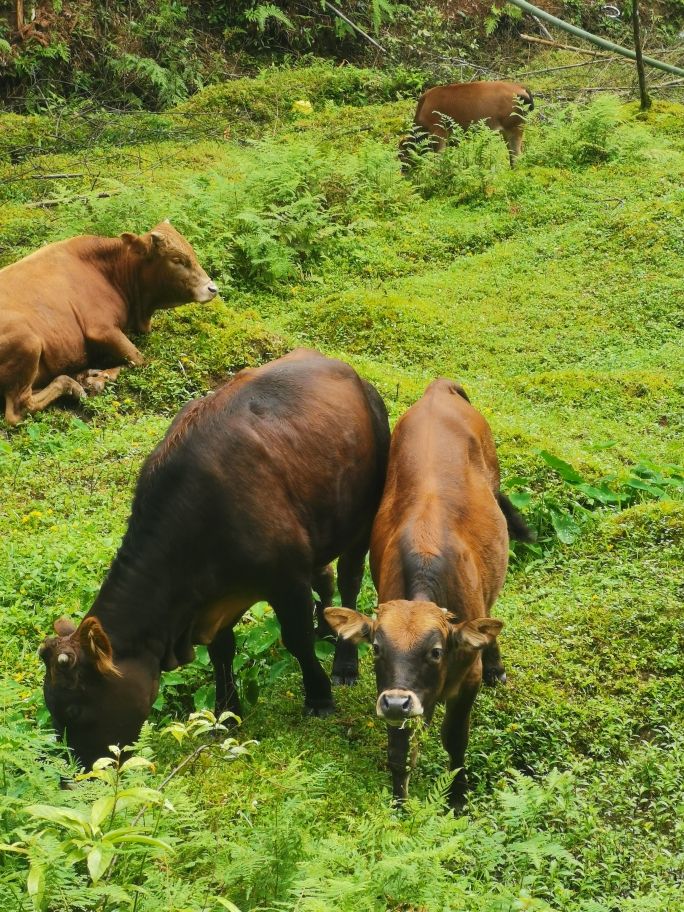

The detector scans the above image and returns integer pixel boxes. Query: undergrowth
[0,63,683,911]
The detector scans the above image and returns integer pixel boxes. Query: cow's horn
[57,653,70,665]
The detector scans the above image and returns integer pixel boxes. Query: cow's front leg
[208,626,242,720]
[87,328,144,367]
[441,675,480,810]
[273,582,334,717]
[76,366,123,395]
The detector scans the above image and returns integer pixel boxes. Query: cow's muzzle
[196,281,218,302]
[377,689,423,723]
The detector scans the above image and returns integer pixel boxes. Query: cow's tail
[496,492,535,542]
[517,87,534,113]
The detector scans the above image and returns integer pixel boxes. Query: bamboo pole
[505,0,684,78]
[631,1,651,109]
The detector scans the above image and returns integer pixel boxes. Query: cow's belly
[38,333,89,383]
[192,595,255,645]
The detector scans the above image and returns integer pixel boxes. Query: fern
[244,3,295,31]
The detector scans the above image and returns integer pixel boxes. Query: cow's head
[39,617,159,770]
[121,220,218,310]
[325,600,502,722]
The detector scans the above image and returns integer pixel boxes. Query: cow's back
[136,349,389,579]
[416,81,529,133]
[0,238,126,379]
[370,379,507,615]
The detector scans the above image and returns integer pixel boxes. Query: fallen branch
[26,190,118,209]
[520,33,615,58]
[514,58,618,77]
[28,172,84,180]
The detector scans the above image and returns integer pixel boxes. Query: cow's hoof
[331,670,359,686]
[482,666,507,687]
[304,701,335,718]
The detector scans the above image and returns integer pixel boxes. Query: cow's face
[325,600,502,722]
[121,220,218,307]
[40,618,159,770]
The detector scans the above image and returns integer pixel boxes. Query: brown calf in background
[326,379,532,808]
[399,80,534,169]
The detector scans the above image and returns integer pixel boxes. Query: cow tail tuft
[496,492,535,542]
[519,87,534,112]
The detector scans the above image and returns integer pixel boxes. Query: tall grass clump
[525,95,656,168]
[409,121,509,203]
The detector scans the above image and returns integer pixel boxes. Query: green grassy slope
[0,69,682,911]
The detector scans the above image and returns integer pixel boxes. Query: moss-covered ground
[0,62,682,911]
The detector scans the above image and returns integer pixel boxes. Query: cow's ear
[150,230,169,252]
[451,617,503,650]
[324,607,376,644]
[78,618,121,677]
[120,232,149,255]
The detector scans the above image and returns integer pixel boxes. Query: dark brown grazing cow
[399,80,534,169]
[39,349,390,770]
[325,379,532,807]
[0,220,217,425]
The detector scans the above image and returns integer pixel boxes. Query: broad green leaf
[120,755,155,773]
[193,683,216,712]
[87,845,111,883]
[91,797,115,829]
[26,804,91,833]
[0,843,28,854]
[507,491,531,509]
[549,508,581,544]
[27,863,45,909]
[217,899,243,912]
[103,833,172,851]
[624,478,666,497]
[538,450,584,484]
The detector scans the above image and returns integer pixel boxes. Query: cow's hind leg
[482,641,506,686]
[208,626,243,720]
[273,581,334,717]
[1,332,84,425]
[313,564,336,638]
[331,537,370,685]
[504,126,524,168]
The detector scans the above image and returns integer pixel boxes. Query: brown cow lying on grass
[399,80,534,170]
[39,349,390,770]
[0,220,217,425]
[326,379,532,808]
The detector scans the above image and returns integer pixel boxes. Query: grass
[0,61,683,911]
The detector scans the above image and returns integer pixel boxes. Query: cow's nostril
[379,691,415,720]
[208,283,218,294]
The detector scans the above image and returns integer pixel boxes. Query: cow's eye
[172,257,187,266]
[372,642,380,657]
[430,647,443,661]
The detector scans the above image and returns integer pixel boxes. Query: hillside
[0,57,683,911]
[2,1,684,109]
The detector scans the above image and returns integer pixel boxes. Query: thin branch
[319,0,386,53]
[520,32,615,58]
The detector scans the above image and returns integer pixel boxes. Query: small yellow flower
[30,510,42,519]
[112,400,121,408]
[292,99,313,116]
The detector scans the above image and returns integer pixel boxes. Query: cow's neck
[86,533,204,673]
[86,239,155,332]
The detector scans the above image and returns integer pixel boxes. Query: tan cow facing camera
[0,220,217,425]
[326,379,533,808]
[399,80,534,169]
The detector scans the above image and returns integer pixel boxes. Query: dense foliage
[1,57,683,911]
[2,0,684,110]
